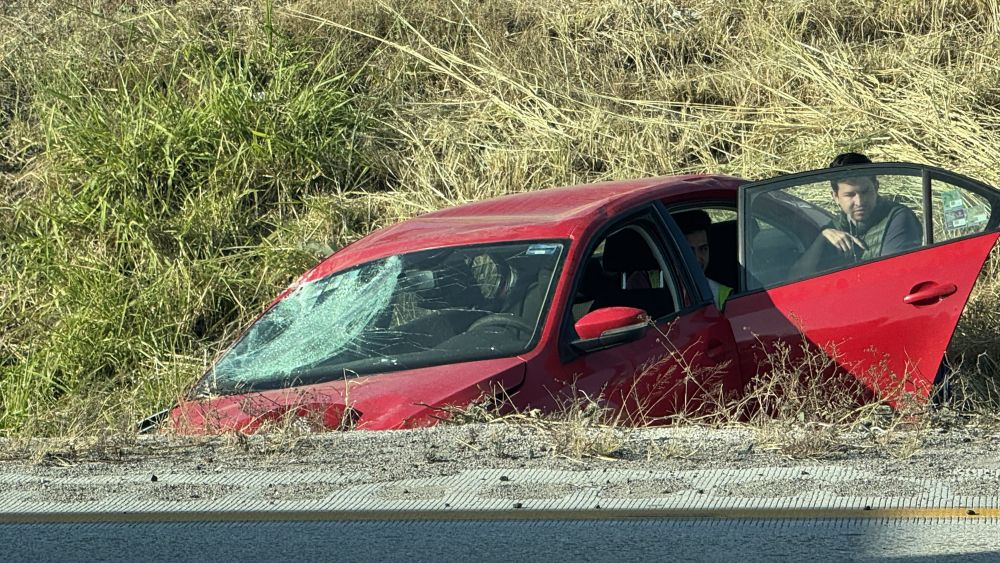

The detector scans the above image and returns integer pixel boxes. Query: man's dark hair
[673,209,711,236]
[828,152,877,193]
[829,152,872,167]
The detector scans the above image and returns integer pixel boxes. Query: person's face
[685,230,710,271]
[833,177,878,223]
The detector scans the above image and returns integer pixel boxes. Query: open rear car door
[726,163,1000,402]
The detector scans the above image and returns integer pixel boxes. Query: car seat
[590,228,674,319]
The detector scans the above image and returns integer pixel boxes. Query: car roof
[306,173,745,280]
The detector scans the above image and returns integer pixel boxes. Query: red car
[164,162,1000,432]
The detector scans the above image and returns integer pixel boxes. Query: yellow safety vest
[708,279,732,311]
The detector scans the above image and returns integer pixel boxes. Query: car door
[530,207,742,422]
[727,163,1000,403]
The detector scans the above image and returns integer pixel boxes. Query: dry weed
[446,385,629,461]
[753,421,847,460]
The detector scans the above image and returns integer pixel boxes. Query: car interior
[661,204,745,298]
[571,223,680,324]
[386,247,559,355]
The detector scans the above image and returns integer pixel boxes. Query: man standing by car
[673,209,731,310]
[790,152,923,276]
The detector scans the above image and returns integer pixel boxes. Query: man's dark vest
[832,199,910,261]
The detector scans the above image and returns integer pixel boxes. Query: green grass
[3,0,1000,436]
[0,0,381,435]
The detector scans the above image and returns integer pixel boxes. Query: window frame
[660,200,741,298]
[558,206,697,362]
[738,162,1000,292]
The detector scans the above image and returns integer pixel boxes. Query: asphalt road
[9,515,1000,562]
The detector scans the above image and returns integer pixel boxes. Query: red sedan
[165,162,1000,432]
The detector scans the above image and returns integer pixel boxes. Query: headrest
[709,219,736,239]
[575,258,613,300]
[602,229,660,272]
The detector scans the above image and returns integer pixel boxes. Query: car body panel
[172,357,527,432]
[524,304,741,422]
[726,233,1000,401]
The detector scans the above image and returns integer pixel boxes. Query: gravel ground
[3,418,1000,505]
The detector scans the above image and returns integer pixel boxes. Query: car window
[201,241,566,394]
[747,215,807,288]
[707,208,737,223]
[742,164,999,290]
[933,182,992,242]
[571,221,682,322]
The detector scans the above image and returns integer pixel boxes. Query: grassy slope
[2,0,1000,436]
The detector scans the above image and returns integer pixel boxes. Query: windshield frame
[192,238,570,396]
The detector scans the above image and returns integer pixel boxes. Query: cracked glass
[200,241,565,394]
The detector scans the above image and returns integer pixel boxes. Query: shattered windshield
[199,241,566,394]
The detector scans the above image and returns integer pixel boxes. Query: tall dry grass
[285,0,1000,205]
[3,0,1000,436]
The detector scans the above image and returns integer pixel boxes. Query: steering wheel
[467,313,534,336]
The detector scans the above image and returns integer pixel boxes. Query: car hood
[169,357,527,433]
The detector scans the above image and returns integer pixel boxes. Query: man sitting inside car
[673,209,732,310]
[791,152,922,276]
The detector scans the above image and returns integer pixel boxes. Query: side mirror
[571,307,649,353]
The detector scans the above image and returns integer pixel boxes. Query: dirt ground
[3,418,1000,505]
